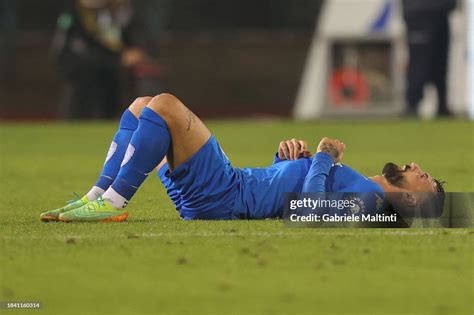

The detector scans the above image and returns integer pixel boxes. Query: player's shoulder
[366,179,384,193]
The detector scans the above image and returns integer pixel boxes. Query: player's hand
[316,137,345,163]
[278,139,312,160]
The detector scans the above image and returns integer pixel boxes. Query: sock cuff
[139,107,169,130]
[120,109,139,131]
[111,177,140,201]
[86,186,105,201]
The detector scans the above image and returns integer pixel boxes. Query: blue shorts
[157,135,244,220]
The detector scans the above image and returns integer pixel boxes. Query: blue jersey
[158,136,384,220]
[232,152,384,218]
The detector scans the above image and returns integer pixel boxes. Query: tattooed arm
[316,138,345,164]
[301,138,346,192]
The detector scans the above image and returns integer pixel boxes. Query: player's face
[399,163,437,192]
[382,162,437,192]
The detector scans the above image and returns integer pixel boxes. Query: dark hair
[420,179,446,218]
[382,162,406,188]
[434,179,446,194]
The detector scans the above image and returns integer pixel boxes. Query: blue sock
[110,107,171,200]
[94,109,138,190]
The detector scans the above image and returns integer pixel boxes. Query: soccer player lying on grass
[40,93,445,222]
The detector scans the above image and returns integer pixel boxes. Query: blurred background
[0,0,471,120]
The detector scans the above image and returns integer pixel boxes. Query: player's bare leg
[128,96,152,118]
[58,93,212,222]
[156,157,167,172]
[146,93,211,170]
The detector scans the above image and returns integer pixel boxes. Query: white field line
[1,229,472,240]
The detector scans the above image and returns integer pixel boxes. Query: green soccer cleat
[58,197,128,223]
[40,195,89,222]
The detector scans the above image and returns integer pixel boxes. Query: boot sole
[58,212,129,223]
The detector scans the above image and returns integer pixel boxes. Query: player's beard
[382,162,406,188]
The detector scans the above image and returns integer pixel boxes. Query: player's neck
[369,175,406,193]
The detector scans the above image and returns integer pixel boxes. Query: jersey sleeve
[301,152,334,192]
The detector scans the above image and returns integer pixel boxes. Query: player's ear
[401,192,417,207]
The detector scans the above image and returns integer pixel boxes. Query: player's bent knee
[147,93,182,119]
[129,96,152,117]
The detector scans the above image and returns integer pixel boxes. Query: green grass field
[0,119,473,315]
